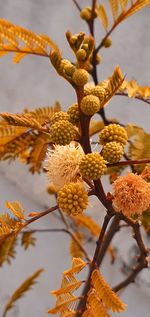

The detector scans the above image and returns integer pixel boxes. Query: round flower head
[49,120,76,145]
[57,182,88,216]
[72,69,89,86]
[99,124,128,146]
[112,173,150,217]
[84,83,95,96]
[80,95,101,116]
[50,111,69,125]
[67,103,80,126]
[103,37,112,48]
[45,143,84,191]
[76,48,87,61]
[91,86,106,103]
[79,152,106,180]
[101,141,124,163]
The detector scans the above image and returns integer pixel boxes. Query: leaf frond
[0,18,60,62]
[2,268,43,317]
[21,232,36,250]
[64,257,87,275]
[87,290,109,317]
[0,235,17,266]
[91,270,126,312]
[101,66,124,108]
[6,201,25,220]
[70,231,84,259]
[96,4,108,30]
[0,112,42,129]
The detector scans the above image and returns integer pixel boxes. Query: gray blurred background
[0,1,150,316]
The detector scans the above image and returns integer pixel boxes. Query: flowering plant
[0,1,150,316]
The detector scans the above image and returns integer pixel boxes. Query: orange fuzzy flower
[112,173,150,217]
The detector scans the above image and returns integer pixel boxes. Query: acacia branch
[116,92,150,105]
[107,158,150,168]
[72,0,82,12]
[113,259,148,292]
[25,205,58,226]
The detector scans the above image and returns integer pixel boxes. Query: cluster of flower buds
[99,124,128,163]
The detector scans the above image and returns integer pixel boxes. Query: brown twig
[107,158,150,168]
[116,92,150,105]
[25,205,58,226]
[113,259,147,292]
[72,0,82,12]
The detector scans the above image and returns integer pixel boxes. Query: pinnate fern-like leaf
[64,257,87,275]
[24,102,61,125]
[74,214,101,237]
[120,79,150,99]
[70,231,84,259]
[126,124,150,172]
[28,133,51,173]
[21,231,36,250]
[87,290,109,317]
[6,200,25,220]
[96,4,108,30]
[49,258,87,315]
[91,270,126,312]
[119,0,150,21]
[101,66,124,108]
[0,18,60,62]
[2,268,43,317]
[51,275,81,296]
[109,0,120,20]
[0,235,17,266]
[0,112,42,129]
[0,125,27,145]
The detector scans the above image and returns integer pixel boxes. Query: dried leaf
[70,231,84,259]
[101,66,124,108]
[28,133,50,173]
[109,0,120,20]
[64,257,87,275]
[21,232,36,250]
[0,18,60,62]
[96,4,108,30]
[2,269,43,317]
[91,270,126,312]
[126,124,150,172]
[6,201,25,220]
[87,290,108,317]
[0,112,42,129]
[0,235,17,266]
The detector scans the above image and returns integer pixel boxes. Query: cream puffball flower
[45,142,84,191]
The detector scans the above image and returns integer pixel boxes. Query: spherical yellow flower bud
[72,69,89,86]
[91,86,106,102]
[64,64,76,76]
[50,111,69,125]
[80,95,100,116]
[80,7,92,21]
[99,124,128,146]
[57,182,88,215]
[80,7,97,21]
[67,103,80,126]
[59,59,71,75]
[95,54,102,64]
[49,120,76,145]
[101,141,124,163]
[84,83,94,96]
[76,49,87,61]
[103,37,112,48]
[79,153,106,180]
